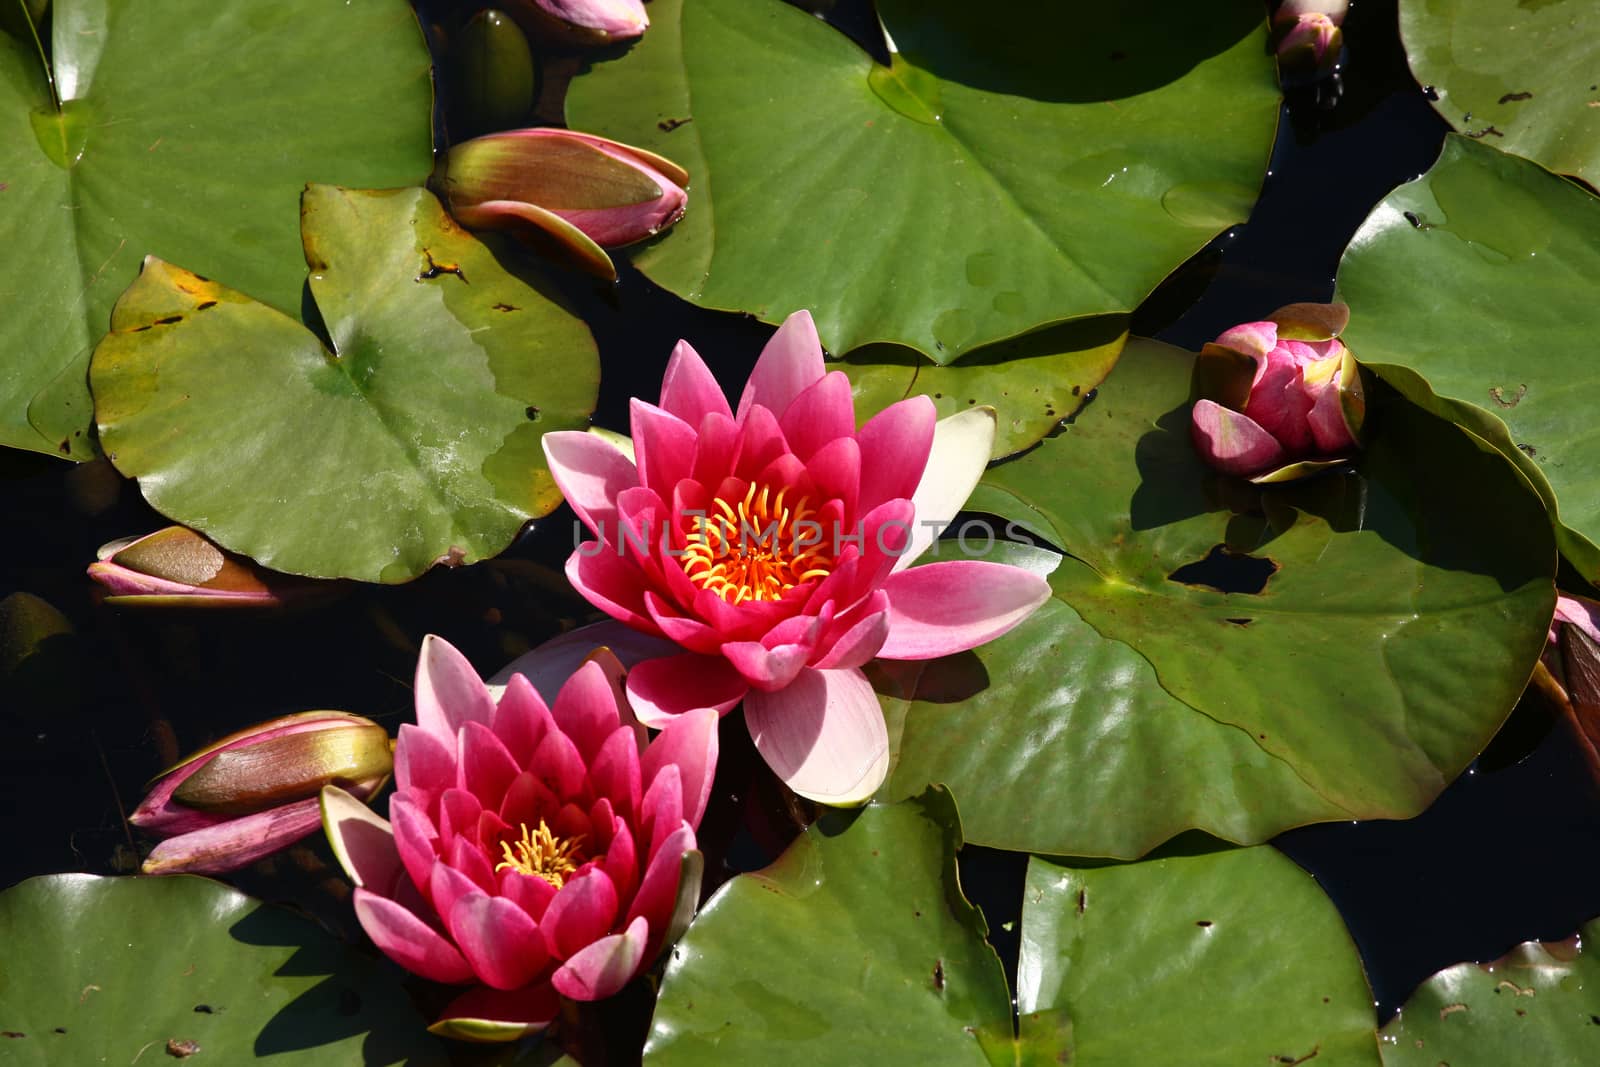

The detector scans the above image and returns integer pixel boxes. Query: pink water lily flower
[1190,302,1364,483]
[321,636,716,1042]
[540,310,1051,807]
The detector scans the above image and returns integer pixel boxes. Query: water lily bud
[1190,302,1364,483]
[1273,1,1346,79]
[1273,0,1348,28]
[438,128,689,281]
[454,10,538,135]
[87,525,332,608]
[132,711,392,875]
[506,0,648,47]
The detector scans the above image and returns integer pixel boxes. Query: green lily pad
[565,0,1278,363]
[91,185,599,583]
[643,789,1013,1064]
[0,873,447,1065]
[0,0,433,460]
[643,792,1378,1064]
[841,317,1128,461]
[1336,134,1600,583]
[880,338,1554,858]
[1378,918,1600,1065]
[1399,0,1600,187]
[1019,845,1380,1066]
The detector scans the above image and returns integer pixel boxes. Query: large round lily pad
[879,338,1554,858]
[91,185,599,583]
[0,0,433,460]
[1336,134,1600,583]
[1378,917,1600,1065]
[0,873,447,1066]
[565,0,1278,363]
[1019,846,1380,1066]
[643,792,1379,1064]
[1399,0,1600,187]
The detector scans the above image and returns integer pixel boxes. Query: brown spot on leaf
[658,117,693,132]
[166,1038,200,1058]
[1440,1003,1468,1019]
[932,959,946,990]
[1498,91,1534,104]
[1489,384,1526,408]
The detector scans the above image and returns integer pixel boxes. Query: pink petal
[431,858,486,928]
[1215,320,1278,363]
[416,635,496,746]
[353,887,474,984]
[736,310,825,424]
[321,786,400,893]
[449,834,499,893]
[552,915,649,1001]
[722,640,813,692]
[603,815,640,904]
[897,408,994,572]
[532,727,588,800]
[731,406,791,480]
[744,667,888,806]
[811,593,891,670]
[640,707,719,830]
[660,339,732,427]
[804,436,861,518]
[394,723,457,800]
[439,789,484,851]
[852,498,918,601]
[691,411,741,486]
[630,399,699,497]
[449,892,551,991]
[1305,373,1357,454]
[1557,595,1600,646]
[541,867,621,961]
[639,764,684,857]
[432,985,559,1043]
[1242,352,1314,452]
[625,652,750,727]
[499,867,558,922]
[588,726,643,823]
[491,673,554,767]
[1190,399,1288,478]
[551,658,625,764]
[565,548,659,634]
[624,823,695,949]
[498,771,558,833]
[644,591,725,655]
[141,797,323,875]
[856,396,936,513]
[778,371,856,462]
[390,795,440,902]
[541,430,639,538]
[460,722,521,812]
[877,560,1051,660]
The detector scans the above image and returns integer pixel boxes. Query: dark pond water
[3,0,1598,1062]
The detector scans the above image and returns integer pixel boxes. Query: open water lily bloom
[540,310,1051,807]
[321,636,717,1042]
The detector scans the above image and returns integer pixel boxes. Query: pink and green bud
[1189,302,1364,483]
[87,526,332,609]
[438,128,688,281]
[1273,1,1346,79]
[509,0,648,47]
[131,711,392,875]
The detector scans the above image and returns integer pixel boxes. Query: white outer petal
[896,406,996,572]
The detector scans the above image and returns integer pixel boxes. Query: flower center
[495,820,585,888]
[681,482,832,604]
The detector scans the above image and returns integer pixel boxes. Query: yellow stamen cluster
[681,482,832,604]
[495,820,586,889]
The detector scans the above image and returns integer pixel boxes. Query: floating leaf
[1378,918,1600,1065]
[644,792,1378,1064]
[1337,134,1600,582]
[0,873,447,1065]
[0,0,433,459]
[1399,0,1600,186]
[880,338,1554,858]
[91,186,599,583]
[1019,845,1380,1065]
[566,0,1278,362]
[841,317,1127,460]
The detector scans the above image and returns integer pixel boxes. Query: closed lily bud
[1190,302,1364,483]
[508,0,648,47]
[87,526,332,608]
[1273,0,1346,79]
[132,711,393,875]
[437,128,689,281]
